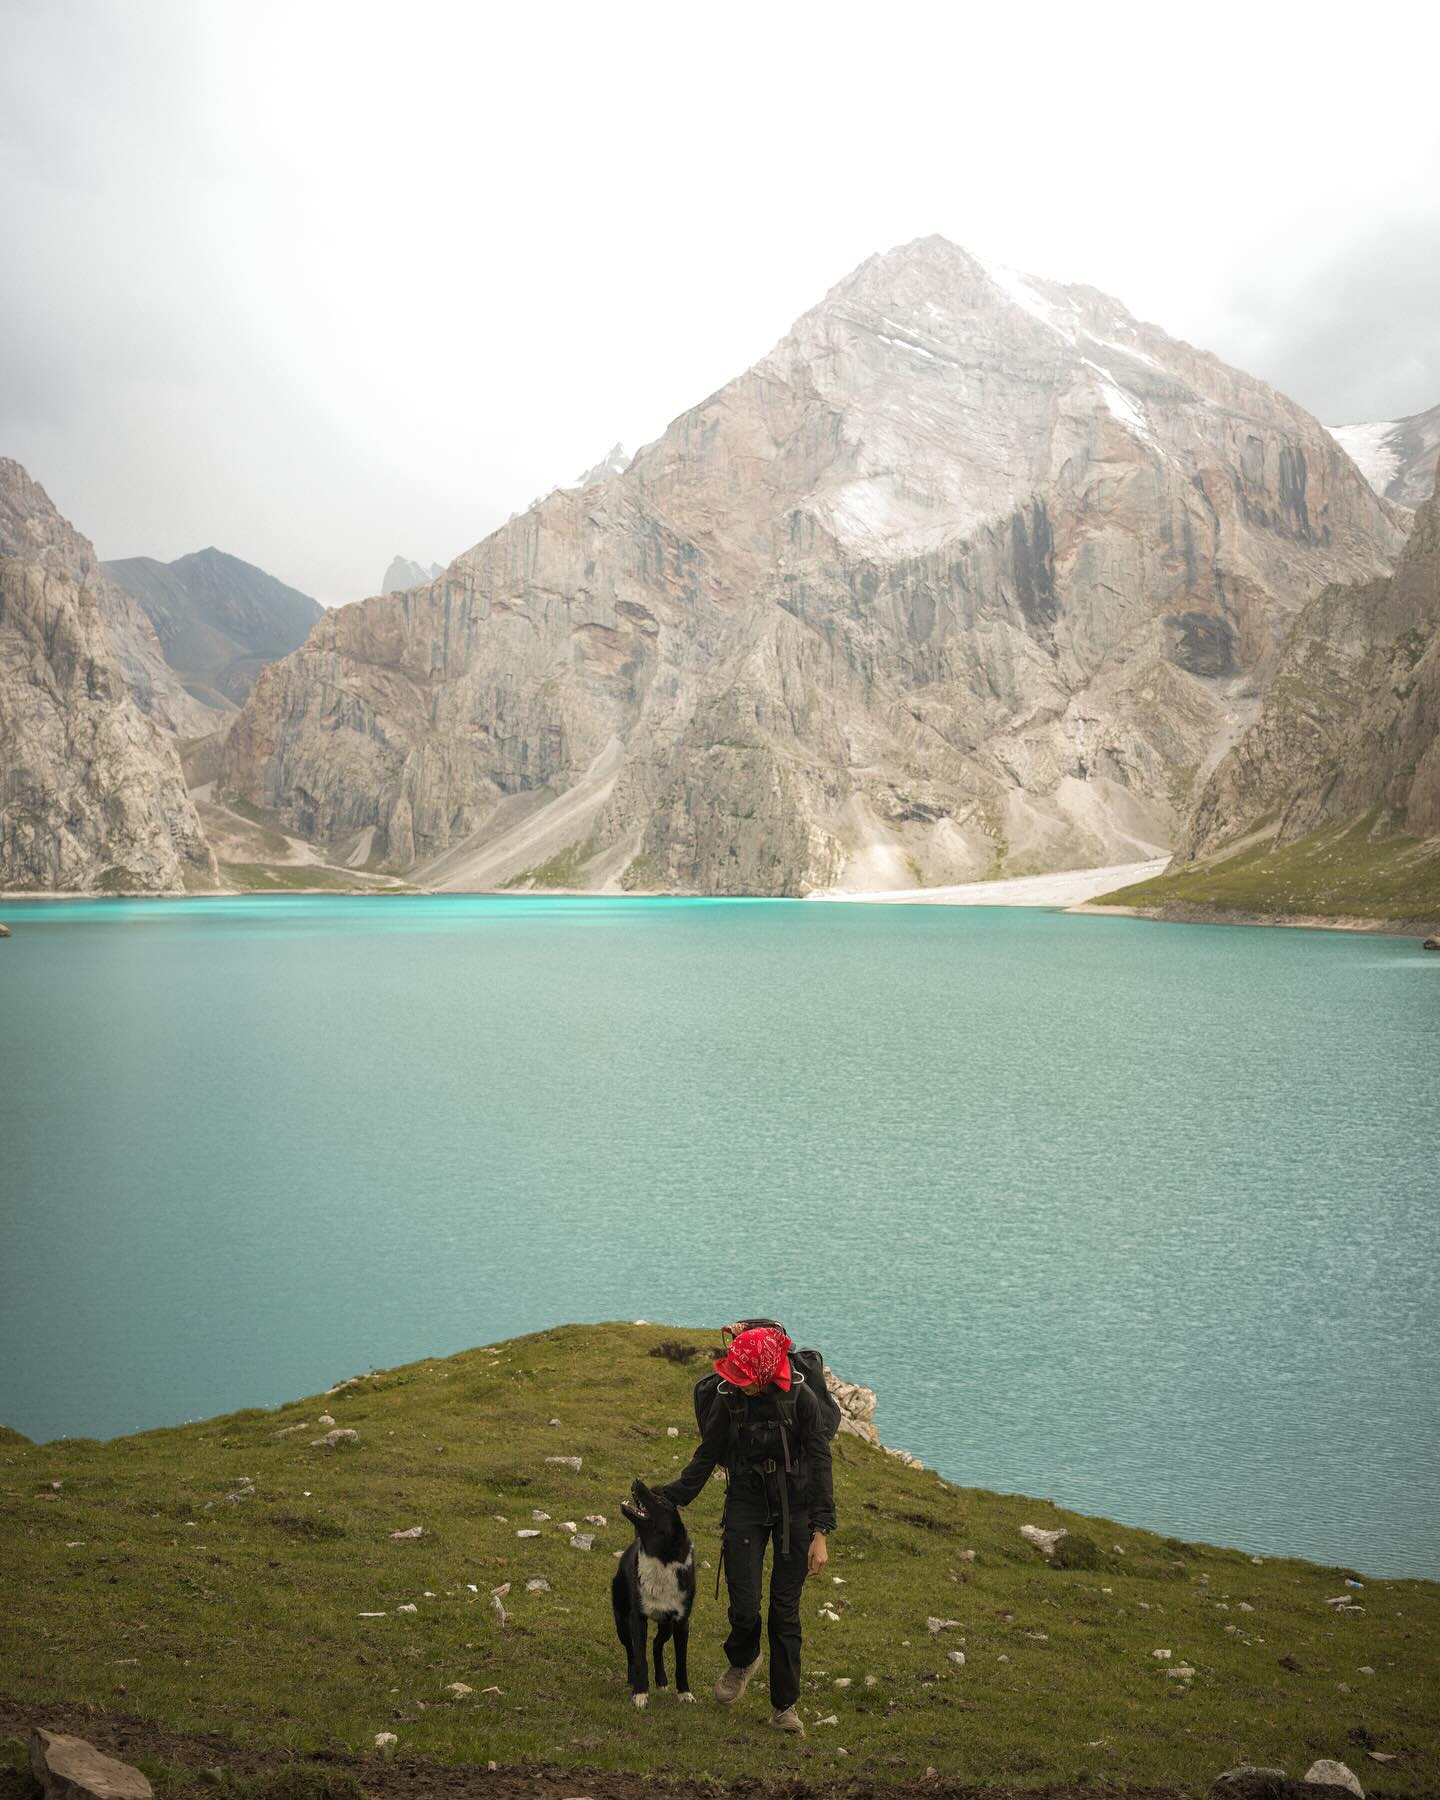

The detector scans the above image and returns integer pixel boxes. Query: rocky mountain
[0,459,216,892]
[1174,482,1440,862]
[104,547,324,711]
[221,236,1404,895]
[1327,401,1440,510]
[574,443,630,487]
[382,555,445,595]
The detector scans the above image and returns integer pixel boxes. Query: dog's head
[620,1478,687,1556]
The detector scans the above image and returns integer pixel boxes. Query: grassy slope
[2,1324,1436,1793]
[1097,817,1440,925]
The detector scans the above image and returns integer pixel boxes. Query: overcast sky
[3,0,1438,605]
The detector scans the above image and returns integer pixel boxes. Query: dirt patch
[0,1695,1185,1800]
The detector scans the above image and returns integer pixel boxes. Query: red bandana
[715,1325,793,1392]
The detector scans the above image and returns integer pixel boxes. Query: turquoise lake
[1,894,1437,1577]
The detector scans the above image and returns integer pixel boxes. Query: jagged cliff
[1328,401,1440,510]
[1177,484,1440,859]
[221,237,1404,895]
[0,459,216,892]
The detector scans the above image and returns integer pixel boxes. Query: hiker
[657,1320,837,1735]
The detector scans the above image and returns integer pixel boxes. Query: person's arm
[656,1396,730,1508]
[800,1385,835,1572]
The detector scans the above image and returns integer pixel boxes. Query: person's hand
[808,1532,828,1575]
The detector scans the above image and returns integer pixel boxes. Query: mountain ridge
[221,234,1403,895]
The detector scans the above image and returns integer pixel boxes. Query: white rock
[666,1427,680,1438]
[317,1414,336,1427]
[491,1583,511,1598]
[570,1533,595,1551]
[310,1428,359,1450]
[548,1417,561,1426]
[526,1578,550,1592]
[559,1521,578,1533]
[1020,1525,1069,1556]
[531,1510,551,1521]
[274,1423,311,1438]
[927,1617,962,1634]
[357,1611,387,1617]
[397,1603,418,1614]
[816,1714,839,1726]
[1152,1649,1172,1659]
[948,1650,966,1666]
[446,1683,472,1697]
[390,1526,425,1539]
[516,1529,542,1538]
[545,1456,582,1471]
[584,1514,607,1526]
[1304,1760,1363,1797]
[1166,1665,1195,1678]
[373,1732,397,1750]
[864,1675,880,1688]
[834,1677,851,1688]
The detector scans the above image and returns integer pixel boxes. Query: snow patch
[1082,360,1153,442]
[1327,421,1401,499]
[975,256,1077,342]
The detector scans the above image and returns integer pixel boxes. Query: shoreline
[1070,899,1439,938]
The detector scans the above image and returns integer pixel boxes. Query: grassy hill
[1095,817,1440,929]
[3,1324,1437,1797]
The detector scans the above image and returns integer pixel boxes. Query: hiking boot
[713,1654,762,1704]
[768,1705,805,1735]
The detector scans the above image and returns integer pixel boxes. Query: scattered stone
[317,1414,335,1428]
[996,1654,1009,1663]
[570,1533,595,1551]
[1152,1649,1172,1659]
[864,1675,880,1688]
[445,1683,472,1697]
[559,1521,579,1533]
[958,1549,976,1561]
[310,1428,359,1450]
[1423,936,1439,952]
[531,1510,551,1521]
[1020,1525,1068,1557]
[1025,1632,1049,1642]
[926,1617,962,1634]
[1209,1766,1291,1798]
[1167,1664,1196,1679]
[491,1592,509,1626]
[396,1603,418,1615]
[1239,1601,1255,1612]
[31,1728,153,1800]
[516,1529,541,1539]
[390,1526,426,1540]
[1358,1665,1374,1675]
[834,1677,851,1688]
[666,1427,680,1438]
[0,923,11,938]
[816,1714,839,1726]
[492,1515,508,1524]
[491,1583,511,1598]
[526,1578,550,1592]
[325,1377,363,1395]
[584,1514,607,1526]
[947,1650,965,1666]
[373,1733,397,1751]
[545,1455,582,1471]
[548,1417,561,1426]
[357,1612,387,1618]
[1365,1753,1396,1764]
[274,1423,310,1438]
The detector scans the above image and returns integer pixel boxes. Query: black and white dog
[612,1478,696,1709]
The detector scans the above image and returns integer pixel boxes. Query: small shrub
[1051,1533,1104,1570]
[647,1341,700,1364]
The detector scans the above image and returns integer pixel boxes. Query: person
[657,1322,835,1735]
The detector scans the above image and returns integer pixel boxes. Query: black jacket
[659,1381,836,1534]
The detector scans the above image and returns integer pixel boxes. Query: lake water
[1,894,1437,1577]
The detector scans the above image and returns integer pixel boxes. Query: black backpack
[691,1317,843,1451]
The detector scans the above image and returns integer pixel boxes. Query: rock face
[30,1728,153,1800]
[222,237,1402,895]
[575,443,630,487]
[1328,401,1440,510]
[103,547,323,708]
[1177,484,1440,860]
[382,555,445,595]
[0,459,216,892]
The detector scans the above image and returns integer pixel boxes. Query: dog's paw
[676,1690,696,1704]
[632,1692,648,1710]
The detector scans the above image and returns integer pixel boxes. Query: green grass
[2,1323,1435,1793]
[502,839,598,890]
[1099,816,1440,924]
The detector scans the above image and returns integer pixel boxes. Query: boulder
[1304,1762,1363,1796]
[30,1729,153,1800]
[310,1428,359,1449]
[1020,1524,1068,1557]
[1423,937,1439,951]
[0,923,11,938]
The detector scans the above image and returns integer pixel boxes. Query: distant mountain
[0,459,215,892]
[103,547,323,711]
[382,555,444,595]
[1327,401,1440,509]
[574,443,629,487]
[223,236,1402,895]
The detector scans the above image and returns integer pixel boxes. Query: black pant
[721,1474,810,1710]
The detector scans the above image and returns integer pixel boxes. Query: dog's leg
[652,1615,673,1690]
[673,1615,694,1701]
[627,1607,650,1708]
